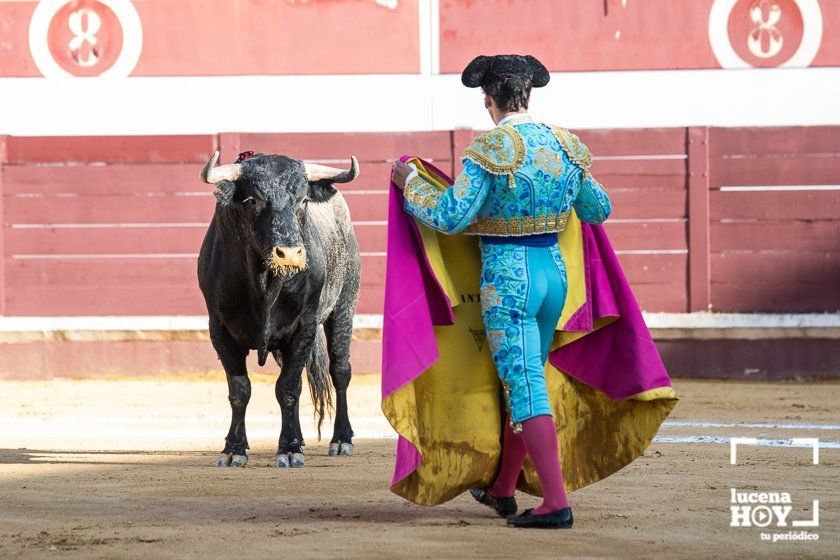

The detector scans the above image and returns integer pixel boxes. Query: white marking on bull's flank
[664,420,840,431]
[654,436,840,449]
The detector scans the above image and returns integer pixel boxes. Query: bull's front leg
[209,318,251,467]
[274,315,317,468]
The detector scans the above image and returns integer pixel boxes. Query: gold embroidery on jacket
[464,212,569,236]
[462,125,526,188]
[548,125,592,178]
[533,146,565,177]
[404,174,440,209]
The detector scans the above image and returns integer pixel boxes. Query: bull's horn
[303,156,359,184]
[200,151,242,184]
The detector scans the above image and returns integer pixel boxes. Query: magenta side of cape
[548,224,673,400]
[382,156,455,486]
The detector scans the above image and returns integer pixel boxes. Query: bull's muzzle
[269,246,307,275]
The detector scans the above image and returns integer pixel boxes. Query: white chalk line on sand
[663,420,840,431]
[654,436,840,449]
[5,417,840,450]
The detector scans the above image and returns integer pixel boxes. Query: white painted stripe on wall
[1,313,838,333]
[417,0,440,76]
[720,185,840,191]
[2,68,840,135]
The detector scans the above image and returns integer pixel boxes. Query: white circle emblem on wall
[708,0,823,68]
[29,0,143,78]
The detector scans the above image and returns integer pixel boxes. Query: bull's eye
[242,196,258,206]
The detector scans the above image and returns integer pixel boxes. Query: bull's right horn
[200,151,242,184]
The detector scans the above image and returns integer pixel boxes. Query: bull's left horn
[200,151,242,184]
[303,156,359,184]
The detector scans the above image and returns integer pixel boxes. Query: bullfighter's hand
[391,161,412,190]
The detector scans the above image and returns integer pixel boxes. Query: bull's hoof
[276,453,291,468]
[290,452,305,468]
[276,452,305,468]
[230,454,249,467]
[216,452,248,467]
[329,442,354,456]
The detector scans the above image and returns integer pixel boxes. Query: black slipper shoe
[507,507,573,529]
[469,487,518,518]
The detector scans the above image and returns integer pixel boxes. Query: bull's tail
[306,325,333,439]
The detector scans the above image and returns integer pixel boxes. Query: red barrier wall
[1,126,838,317]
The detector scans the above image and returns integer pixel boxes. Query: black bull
[197,151,362,468]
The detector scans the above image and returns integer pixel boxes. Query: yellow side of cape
[383,159,678,505]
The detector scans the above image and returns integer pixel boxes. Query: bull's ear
[213,180,237,205]
[307,179,338,203]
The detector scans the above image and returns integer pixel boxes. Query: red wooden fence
[0,127,837,317]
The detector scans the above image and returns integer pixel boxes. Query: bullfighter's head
[200,151,359,276]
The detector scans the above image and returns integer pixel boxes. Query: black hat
[461,54,550,89]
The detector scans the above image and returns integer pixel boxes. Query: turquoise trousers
[479,242,568,426]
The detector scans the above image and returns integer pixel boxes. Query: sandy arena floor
[1,373,838,559]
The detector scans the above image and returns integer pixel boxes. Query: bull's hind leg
[325,296,356,457]
[209,319,251,467]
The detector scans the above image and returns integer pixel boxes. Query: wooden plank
[602,221,687,251]
[710,251,839,284]
[710,155,840,188]
[711,221,840,252]
[6,135,218,165]
[605,190,686,220]
[709,126,840,158]
[3,226,207,256]
[4,195,216,225]
[687,126,710,312]
[627,283,687,313]
[3,164,209,195]
[592,170,686,191]
[710,190,840,221]
[590,158,687,187]
[710,282,840,313]
[615,253,687,285]
[230,132,453,162]
[577,128,688,156]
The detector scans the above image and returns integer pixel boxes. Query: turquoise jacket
[403,114,611,236]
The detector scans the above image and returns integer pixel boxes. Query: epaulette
[462,125,526,187]
[547,125,593,178]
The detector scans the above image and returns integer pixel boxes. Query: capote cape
[382,156,678,505]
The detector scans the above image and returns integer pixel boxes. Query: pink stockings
[487,414,569,515]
